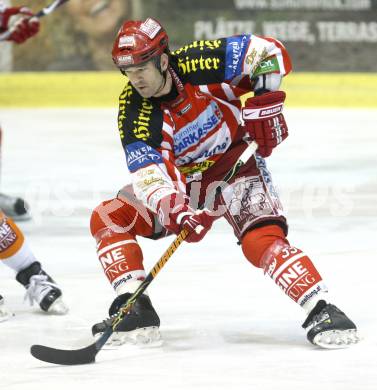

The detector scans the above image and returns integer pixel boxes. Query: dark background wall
[10,0,377,71]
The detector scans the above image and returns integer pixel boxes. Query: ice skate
[0,294,12,322]
[16,261,68,315]
[302,300,360,349]
[0,193,31,221]
[92,293,161,346]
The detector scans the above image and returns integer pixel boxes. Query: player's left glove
[179,209,214,243]
[158,193,215,243]
[0,7,40,44]
[242,91,288,157]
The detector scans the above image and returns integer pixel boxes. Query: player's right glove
[158,193,215,243]
[0,7,40,44]
[242,90,288,157]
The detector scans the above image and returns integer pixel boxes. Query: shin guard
[94,228,146,295]
[261,240,328,309]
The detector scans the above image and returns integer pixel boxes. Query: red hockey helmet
[112,17,169,69]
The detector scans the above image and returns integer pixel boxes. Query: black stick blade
[30,343,98,365]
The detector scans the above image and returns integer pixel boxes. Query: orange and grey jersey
[118,34,292,214]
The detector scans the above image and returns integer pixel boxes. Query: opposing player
[0,3,68,321]
[90,18,359,348]
[0,212,68,320]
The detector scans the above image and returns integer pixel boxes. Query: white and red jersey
[118,34,292,216]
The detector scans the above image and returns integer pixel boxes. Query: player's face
[123,60,164,98]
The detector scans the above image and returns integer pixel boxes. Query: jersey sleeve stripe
[221,83,237,101]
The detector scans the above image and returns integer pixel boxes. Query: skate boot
[0,294,12,322]
[16,262,68,314]
[0,193,31,221]
[92,293,161,345]
[302,300,360,349]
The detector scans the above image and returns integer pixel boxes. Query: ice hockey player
[0,210,68,321]
[0,2,40,220]
[0,4,68,321]
[90,18,359,348]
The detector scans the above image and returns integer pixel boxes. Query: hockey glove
[242,91,288,157]
[179,209,214,243]
[158,193,214,243]
[0,7,40,44]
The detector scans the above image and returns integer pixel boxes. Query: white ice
[0,107,376,390]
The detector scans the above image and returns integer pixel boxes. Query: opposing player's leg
[0,293,12,322]
[221,155,359,348]
[90,186,162,345]
[0,126,31,221]
[0,193,31,221]
[0,211,68,314]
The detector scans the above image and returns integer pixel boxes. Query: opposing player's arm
[0,5,40,43]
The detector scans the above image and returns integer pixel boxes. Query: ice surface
[0,108,376,389]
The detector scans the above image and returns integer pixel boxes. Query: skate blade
[0,303,13,322]
[0,312,11,322]
[96,326,162,347]
[9,211,32,222]
[47,298,69,315]
[313,329,361,349]
[10,215,32,222]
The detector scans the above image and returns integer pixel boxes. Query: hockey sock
[94,227,146,295]
[0,213,38,272]
[260,240,329,312]
[242,225,328,313]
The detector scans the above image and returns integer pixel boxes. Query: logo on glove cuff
[259,105,283,117]
[243,103,283,120]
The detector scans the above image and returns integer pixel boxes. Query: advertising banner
[3,0,377,71]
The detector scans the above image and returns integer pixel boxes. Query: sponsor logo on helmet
[119,35,136,48]
[117,54,134,66]
[140,18,161,39]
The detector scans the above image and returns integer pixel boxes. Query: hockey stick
[0,0,70,41]
[30,140,258,365]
